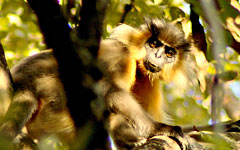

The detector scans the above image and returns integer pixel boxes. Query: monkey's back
[11,51,76,142]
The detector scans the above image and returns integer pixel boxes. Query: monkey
[0,51,76,144]
[98,19,200,149]
[0,19,200,149]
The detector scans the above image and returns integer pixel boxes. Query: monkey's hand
[109,114,149,149]
[114,129,147,149]
[154,123,184,138]
[13,132,38,150]
[0,121,18,140]
[117,123,184,149]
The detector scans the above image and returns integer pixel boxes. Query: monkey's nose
[144,61,161,73]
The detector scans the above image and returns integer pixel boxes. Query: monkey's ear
[110,24,151,47]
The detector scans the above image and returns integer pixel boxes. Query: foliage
[0,0,45,67]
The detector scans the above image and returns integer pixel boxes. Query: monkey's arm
[99,43,180,148]
[0,89,38,139]
[99,39,156,133]
[105,83,158,147]
[106,85,156,136]
[0,53,49,139]
[98,39,158,147]
[98,23,186,148]
[105,82,183,148]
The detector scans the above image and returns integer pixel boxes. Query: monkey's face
[138,19,195,84]
[143,36,177,73]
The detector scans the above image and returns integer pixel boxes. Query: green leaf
[169,6,185,20]
[217,0,239,21]
[0,17,9,31]
[185,0,202,16]
[218,71,238,81]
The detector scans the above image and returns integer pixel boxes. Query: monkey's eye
[165,46,176,58]
[147,37,163,48]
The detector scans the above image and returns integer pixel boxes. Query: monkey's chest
[131,74,162,121]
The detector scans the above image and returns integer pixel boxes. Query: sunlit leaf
[121,0,131,4]
[5,51,15,60]
[227,17,240,43]
[0,18,9,31]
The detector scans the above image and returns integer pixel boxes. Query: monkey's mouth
[144,61,161,73]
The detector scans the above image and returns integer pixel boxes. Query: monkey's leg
[14,132,38,150]
[106,86,184,147]
[106,85,162,148]
[106,86,156,135]
[0,90,38,139]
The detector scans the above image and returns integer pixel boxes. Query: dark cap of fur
[144,19,190,50]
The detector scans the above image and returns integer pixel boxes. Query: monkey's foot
[115,135,147,149]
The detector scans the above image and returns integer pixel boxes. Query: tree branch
[190,4,207,56]
[133,120,240,150]
[0,42,13,87]
[0,41,12,118]
[120,0,134,23]
[26,0,109,149]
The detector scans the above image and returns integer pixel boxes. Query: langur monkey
[99,19,200,148]
[0,19,200,149]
